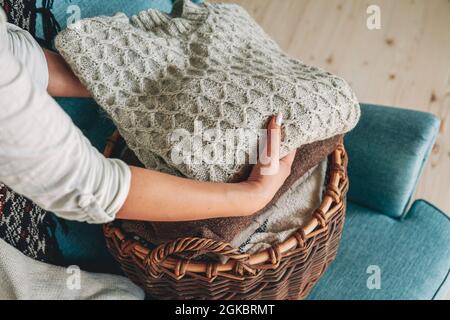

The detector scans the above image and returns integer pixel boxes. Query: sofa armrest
[345,104,440,218]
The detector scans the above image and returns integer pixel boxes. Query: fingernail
[276,112,283,126]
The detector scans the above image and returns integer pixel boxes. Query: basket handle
[145,237,249,278]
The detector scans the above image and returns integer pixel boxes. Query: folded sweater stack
[121,135,342,247]
[55,0,358,254]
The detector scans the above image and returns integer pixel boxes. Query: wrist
[226,181,268,217]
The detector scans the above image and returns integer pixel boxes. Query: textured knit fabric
[0,183,61,264]
[0,9,131,224]
[121,135,341,245]
[55,0,360,182]
[0,238,144,300]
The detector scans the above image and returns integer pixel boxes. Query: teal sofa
[38,0,450,300]
[53,99,450,300]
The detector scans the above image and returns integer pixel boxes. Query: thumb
[260,112,283,175]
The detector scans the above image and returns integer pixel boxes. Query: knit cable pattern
[56,0,360,182]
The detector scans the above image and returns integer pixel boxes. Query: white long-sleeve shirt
[0,12,141,300]
[0,12,131,224]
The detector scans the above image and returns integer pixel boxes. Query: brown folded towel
[120,134,343,245]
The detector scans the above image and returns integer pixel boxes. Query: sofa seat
[308,200,450,300]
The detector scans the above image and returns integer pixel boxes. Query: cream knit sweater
[56,0,360,182]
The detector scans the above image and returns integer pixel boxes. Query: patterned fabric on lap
[0,183,61,263]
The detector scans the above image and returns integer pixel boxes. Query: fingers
[268,112,282,157]
[260,112,282,175]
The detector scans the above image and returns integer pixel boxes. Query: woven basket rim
[103,130,348,279]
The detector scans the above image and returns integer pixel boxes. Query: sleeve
[0,32,131,224]
[7,22,49,92]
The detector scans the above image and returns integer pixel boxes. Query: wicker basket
[103,132,349,300]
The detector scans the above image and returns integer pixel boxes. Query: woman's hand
[240,113,296,214]
[117,114,296,222]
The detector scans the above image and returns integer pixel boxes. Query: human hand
[240,113,296,214]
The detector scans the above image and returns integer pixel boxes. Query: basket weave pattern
[104,144,348,300]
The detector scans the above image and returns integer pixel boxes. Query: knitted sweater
[56,0,360,182]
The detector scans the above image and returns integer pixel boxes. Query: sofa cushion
[50,215,122,274]
[345,104,440,218]
[55,97,115,152]
[307,200,450,300]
